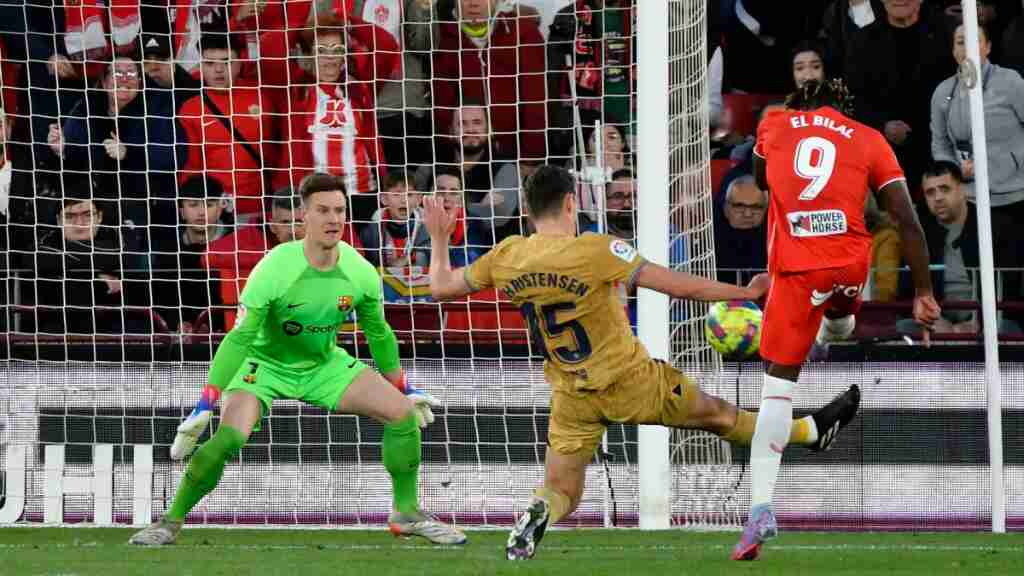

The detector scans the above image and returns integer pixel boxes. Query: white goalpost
[636,0,673,530]
[960,0,1006,534]
[637,0,738,530]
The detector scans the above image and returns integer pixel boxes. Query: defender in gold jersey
[423,166,861,561]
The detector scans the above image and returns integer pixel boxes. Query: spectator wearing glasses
[260,11,400,217]
[33,196,125,335]
[713,174,768,286]
[46,54,182,270]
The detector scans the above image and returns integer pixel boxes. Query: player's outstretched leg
[807,383,860,452]
[129,423,248,545]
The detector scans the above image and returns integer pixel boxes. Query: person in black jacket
[898,161,1021,334]
[150,175,229,333]
[47,54,183,270]
[32,196,126,335]
[845,1,954,189]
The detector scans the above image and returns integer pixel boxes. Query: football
[704,300,763,359]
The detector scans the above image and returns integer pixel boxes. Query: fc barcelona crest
[338,295,353,312]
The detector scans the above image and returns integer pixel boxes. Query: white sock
[750,374,795,508]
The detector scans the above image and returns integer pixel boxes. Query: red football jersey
[754,106,905,273]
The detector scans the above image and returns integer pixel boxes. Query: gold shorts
[547,359,700,456]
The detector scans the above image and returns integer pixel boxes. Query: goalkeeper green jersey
[207,240,400,387]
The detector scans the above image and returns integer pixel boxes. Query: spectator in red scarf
[361,169,423,268]
[412,164,482,268]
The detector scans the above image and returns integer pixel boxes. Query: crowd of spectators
[0,0,1020,339]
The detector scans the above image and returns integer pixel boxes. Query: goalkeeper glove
[387,371,439,429]
[170,385,220,461]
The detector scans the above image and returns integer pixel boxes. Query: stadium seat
[710,158,735,197]
[723,92,784,137]
[443,289,526,342]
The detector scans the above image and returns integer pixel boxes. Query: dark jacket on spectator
[21,3,88,172]
[900,202,1019,304]
[845,7,954,187]
[33,227,125,334]
[150,226,225,333]
[818,0,885,77]
[431,5,548,161]
[62,88,183,202]
[360,208,424,268]
[145,65,202,114]
[712,182,767,286]
[1003,15,1024,78]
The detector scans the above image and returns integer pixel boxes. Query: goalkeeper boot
[808,384,861,452]
[128,517,183,546]
[815,314,856,346]
[506,497,549,561]
[388,510,467,545]
[731,503,777,561]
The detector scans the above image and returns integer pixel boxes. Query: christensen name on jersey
[503,273,591,299]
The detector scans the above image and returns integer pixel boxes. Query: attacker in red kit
[732,79,941,561]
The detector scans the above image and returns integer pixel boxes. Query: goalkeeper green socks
[383,413,422,516]
[165,424,247,522]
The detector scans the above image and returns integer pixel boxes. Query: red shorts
[759,260,869,366]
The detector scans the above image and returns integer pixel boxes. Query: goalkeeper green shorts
[223,348,369,421]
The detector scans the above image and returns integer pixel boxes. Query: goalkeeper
[423,166,860,560]
[130,174,465,546]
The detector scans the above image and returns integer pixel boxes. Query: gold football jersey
[464,232,649,392]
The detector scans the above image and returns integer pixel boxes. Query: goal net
[1,0,724,529]
[3,1,1015,533]
[663,0,741,529]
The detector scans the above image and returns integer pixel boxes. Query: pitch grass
[2,528,1023,576]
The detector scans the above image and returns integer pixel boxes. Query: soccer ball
[704,300,763,359]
